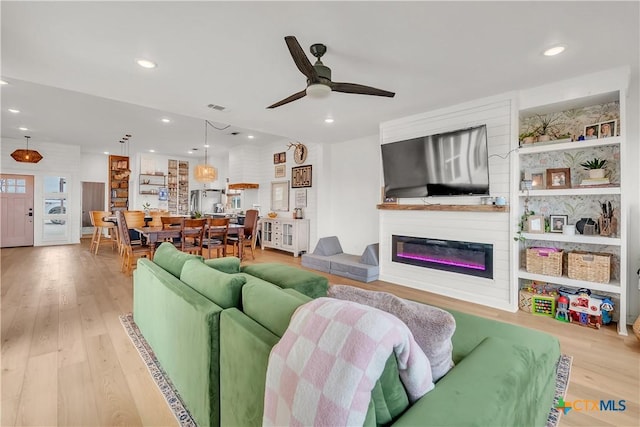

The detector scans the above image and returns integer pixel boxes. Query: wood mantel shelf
[376,204,509,212]
[228,183,259,190]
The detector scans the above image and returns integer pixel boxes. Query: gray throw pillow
[327,285,455,381]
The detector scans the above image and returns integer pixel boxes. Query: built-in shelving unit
[515,78,628,335]
[109,155,129,212]
[167,160,189,214]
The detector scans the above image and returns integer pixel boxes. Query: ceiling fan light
[306,83,331,99]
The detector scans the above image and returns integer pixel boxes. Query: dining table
[134,223,245,259]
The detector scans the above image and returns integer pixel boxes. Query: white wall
[323,135,381,255]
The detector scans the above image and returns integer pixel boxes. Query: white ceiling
[1,1,638,158]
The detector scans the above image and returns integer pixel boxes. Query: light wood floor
[1,241,638,426]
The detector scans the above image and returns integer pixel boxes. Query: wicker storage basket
[526,248,563,276]
[567,251,611,283]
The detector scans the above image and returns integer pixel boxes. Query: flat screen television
[381,124,490,198]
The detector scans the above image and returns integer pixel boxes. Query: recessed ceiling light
[19,127,28,131]
[543,45,566,56]
[324,118,335,123]
[161,118,170,123]
[0,80,8,85]
[8,108,20,113]
[149,149,155,153]
[136,58,157,69]
[187,151,193,154]
[204,144,210,148]
[104,151,109,155]
[247,135,255,139]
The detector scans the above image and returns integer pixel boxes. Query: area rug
[120,313,572,427]
[120,313,196,427]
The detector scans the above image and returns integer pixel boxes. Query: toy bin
[526,247,563,277]
[567,251,611,284]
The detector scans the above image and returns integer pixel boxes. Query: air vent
[207,104,227,111]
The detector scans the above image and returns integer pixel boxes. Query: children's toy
[600,298,614,325]
[562,288,604,329]
[555,295,570,322]
[532,294,555,317]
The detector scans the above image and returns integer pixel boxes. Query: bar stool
[90,211,118,255]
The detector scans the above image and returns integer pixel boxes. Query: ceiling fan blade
[285,36,319,82]
[267,89,307,109]
[330,82,395,97]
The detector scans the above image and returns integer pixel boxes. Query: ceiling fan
[267,36,395,109]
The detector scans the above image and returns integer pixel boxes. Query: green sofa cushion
[153,242,204,278]
[134,258,222,427]
[241,280,307,337]
[240,262,329,298]
[180,259,246,309]
[393,336,558,427]
[204,256,241,274]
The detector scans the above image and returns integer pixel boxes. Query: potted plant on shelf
[580,158,607,179]
[519,131,537,145]
[532,113,564,142]
[142,202,151,215]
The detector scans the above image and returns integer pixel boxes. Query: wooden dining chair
[124,210,146,246]
[202,217,230,259]
[147,210,168,227]
[89,210,118,255]
[160,216,184,247]
[115,211,152,275]
[228,209,259,260]
[181,218,206,255]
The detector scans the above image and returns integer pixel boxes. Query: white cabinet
[261,218,309,257]
[514,79,629,335]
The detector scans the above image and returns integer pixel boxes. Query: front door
[0,174,34,247]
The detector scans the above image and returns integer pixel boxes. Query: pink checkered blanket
[263,297,434,426]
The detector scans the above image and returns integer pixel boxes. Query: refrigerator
[190,189,223,214]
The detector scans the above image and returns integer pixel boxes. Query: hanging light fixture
[194,120,218,183]
[11,136,43,163]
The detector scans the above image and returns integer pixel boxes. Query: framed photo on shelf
[291,165,312,188]
[583,123,599,140]
[549,214,568,233]
[546,167,571,189]
[527,215,545,234]
[598,120,616,138]
[531,171,545,189]
[274,164,286,178]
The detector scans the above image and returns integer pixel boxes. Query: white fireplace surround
[378,95,516,312]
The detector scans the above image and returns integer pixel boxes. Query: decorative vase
[588,169,606,179]
[575,217,596,234]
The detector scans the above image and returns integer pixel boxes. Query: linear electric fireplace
[392,235,493,279]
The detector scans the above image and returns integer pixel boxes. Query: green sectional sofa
[133,243,329,427]
[133,242,560,427]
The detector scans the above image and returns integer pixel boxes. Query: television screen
[382,124,489,198]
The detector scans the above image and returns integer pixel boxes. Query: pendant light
[194,120,218,183]
[11,136,43,163]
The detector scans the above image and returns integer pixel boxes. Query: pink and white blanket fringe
[263,297,434,426]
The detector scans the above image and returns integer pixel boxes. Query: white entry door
[0,174,34,247]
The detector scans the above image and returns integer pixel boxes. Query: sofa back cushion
[241,281,308,337]
[180,259,246,309]
[328,285,456,381]
[240,263,329,298]
[313,236,343,256]
[204,256,241,274]
[153,242,204,278]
